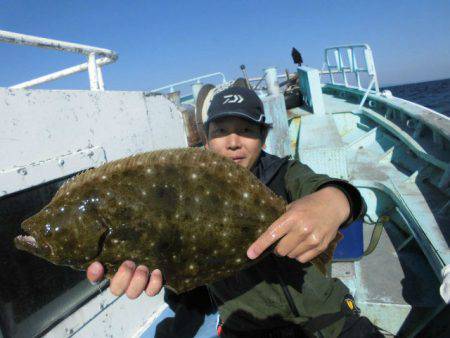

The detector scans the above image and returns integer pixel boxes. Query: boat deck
[294,89,448,336]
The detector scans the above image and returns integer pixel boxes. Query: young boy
[87,87,381,337]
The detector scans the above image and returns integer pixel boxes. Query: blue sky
[1,0,449,91]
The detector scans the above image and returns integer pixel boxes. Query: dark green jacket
[209,152,365,337]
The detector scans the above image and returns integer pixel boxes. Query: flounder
[15,148,340,293]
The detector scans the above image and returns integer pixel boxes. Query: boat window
[0,176,105,338]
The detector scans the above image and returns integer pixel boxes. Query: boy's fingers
[274,232,307,257]
[126,265,150,299]
[110,261,136,296]
[146,269,163,296]
[297,248,323,264]
[247,215,291,260]
[87,261,104,284]
[286,232,323,259]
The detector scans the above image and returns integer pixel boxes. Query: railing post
[339,49,348,86]
[264,67,280,96]
[347,48,353,71]
[332,50,340,84]
[364,47,380,93]
[327,52,334,84]
[97,66,105,91]
[358,77,376,110]
[192,83,203,102]
[356,72,362,89]
[1,30,117,90]
[88,53,100,91]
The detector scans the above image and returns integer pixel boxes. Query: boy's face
[205,116,264,170]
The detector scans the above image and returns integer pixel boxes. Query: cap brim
[206,111,272,127]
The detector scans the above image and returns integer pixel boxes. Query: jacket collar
[251,151,290,186]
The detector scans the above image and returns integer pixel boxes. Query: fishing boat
[0,30,448,338]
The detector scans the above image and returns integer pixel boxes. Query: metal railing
[249,73,289,91]
[1,30,118,90]
[150,72,227,94]
[320,44,380,94]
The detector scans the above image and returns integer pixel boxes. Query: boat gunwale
[323,83,450,142]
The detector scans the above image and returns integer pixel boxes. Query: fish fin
[311,232,344,275]
[52,149,184,201]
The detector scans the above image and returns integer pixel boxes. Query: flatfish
[15,148,339,293]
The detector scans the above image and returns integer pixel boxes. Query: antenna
[240,64,252,89]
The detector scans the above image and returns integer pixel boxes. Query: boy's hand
[247,186,350,263]
[87,261,163,299]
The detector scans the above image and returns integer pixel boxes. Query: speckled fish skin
[15,148,339,293]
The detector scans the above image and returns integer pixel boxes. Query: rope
[363,214,390,256]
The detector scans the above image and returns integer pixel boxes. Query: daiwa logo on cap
[223,94,244,104]
[206,86,270,128]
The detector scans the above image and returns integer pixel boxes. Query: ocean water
[383,78,450,117]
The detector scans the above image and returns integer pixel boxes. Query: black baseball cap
[204,87,271,131]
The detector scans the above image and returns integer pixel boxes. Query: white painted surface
[298,66,325,115]
[0,88,188,196]
[261,94,291,157]
[45,289,167,338]
[0,147,107,197]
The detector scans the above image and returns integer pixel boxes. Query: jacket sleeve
[284,160,366,228]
